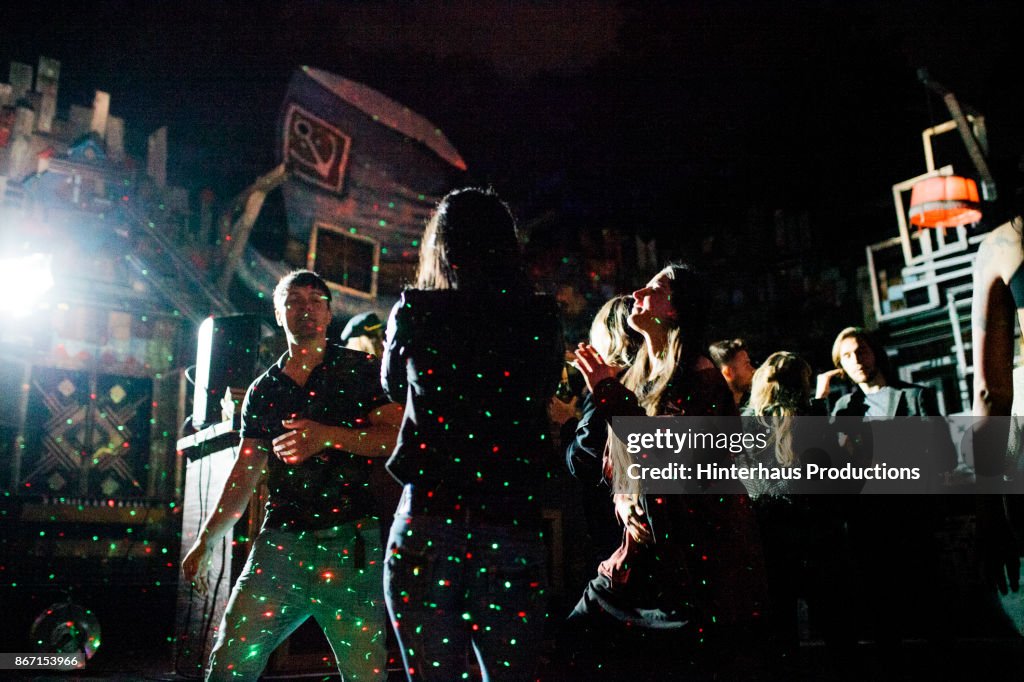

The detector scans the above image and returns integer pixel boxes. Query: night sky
[3,0,1024,249]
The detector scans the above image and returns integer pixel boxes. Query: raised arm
[574,343,645,419]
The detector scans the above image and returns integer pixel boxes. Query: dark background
[2,3,1024,674]
[3,0,1023,249]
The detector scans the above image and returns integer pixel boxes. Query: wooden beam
[217,164,288,293]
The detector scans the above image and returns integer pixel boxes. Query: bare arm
[181,437,268,591]
[972,233,1016,420]
[971,230,1018,477]
[971,225,1024,594]
[271,402,404,464]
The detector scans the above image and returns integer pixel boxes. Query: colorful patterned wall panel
[19,367,152,499]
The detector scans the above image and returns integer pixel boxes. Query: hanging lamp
[906,70,992,229]
[908,174,981,228]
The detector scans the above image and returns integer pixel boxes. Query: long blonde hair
[609,332,686,495]
[748,351,812,466]
[608,264,706,494]
[345,335,383,357]
[589,295,642,369]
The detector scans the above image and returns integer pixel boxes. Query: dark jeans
[384,509,548,681]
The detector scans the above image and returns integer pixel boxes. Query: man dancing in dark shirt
[182,270,401,681]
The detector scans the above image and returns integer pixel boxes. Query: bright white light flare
[0,253,55,317]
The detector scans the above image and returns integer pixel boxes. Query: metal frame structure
[866,76,998,413]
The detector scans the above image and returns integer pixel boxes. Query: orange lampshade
[908,175,982,228]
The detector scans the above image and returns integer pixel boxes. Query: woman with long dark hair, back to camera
[380,188,563,681]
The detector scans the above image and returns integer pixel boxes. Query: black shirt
[240,343,388,531]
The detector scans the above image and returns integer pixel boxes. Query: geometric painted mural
[19,367,152,499]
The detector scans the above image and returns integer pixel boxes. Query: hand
[273,418,330,465]
[614,494,653,545]
[574,344,619,393]
[837,430,873,467]
[815,368,843,399]
[182,535,213,595]
[547,395,579,426]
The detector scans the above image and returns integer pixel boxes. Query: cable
[181,412,194,434]
[175,437,214,678]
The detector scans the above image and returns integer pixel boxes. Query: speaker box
[173,439,255,676]
[192,314,262,429]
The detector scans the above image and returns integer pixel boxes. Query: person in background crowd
[817,327,947,420]
[561,294,643,484]
[817,325,954,657]
[552,294,644,574]
[341,310,385,357]
[708,337,756,410]
[741,351,865,671]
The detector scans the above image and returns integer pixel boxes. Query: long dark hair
[415,187,530,293]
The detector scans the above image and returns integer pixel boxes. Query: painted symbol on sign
[283,104,352,193]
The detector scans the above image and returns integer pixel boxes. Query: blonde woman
[589,294,642,368]
[564,294,642,483]
[743,351,863,664]
[558,295,645,575]
[744,351,830,495]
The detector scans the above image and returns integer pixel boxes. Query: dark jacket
[381,289,563,499]
[831,379,942,418]
[583,364,766,629]
[831,379,956,475]
[565,389,608,486]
